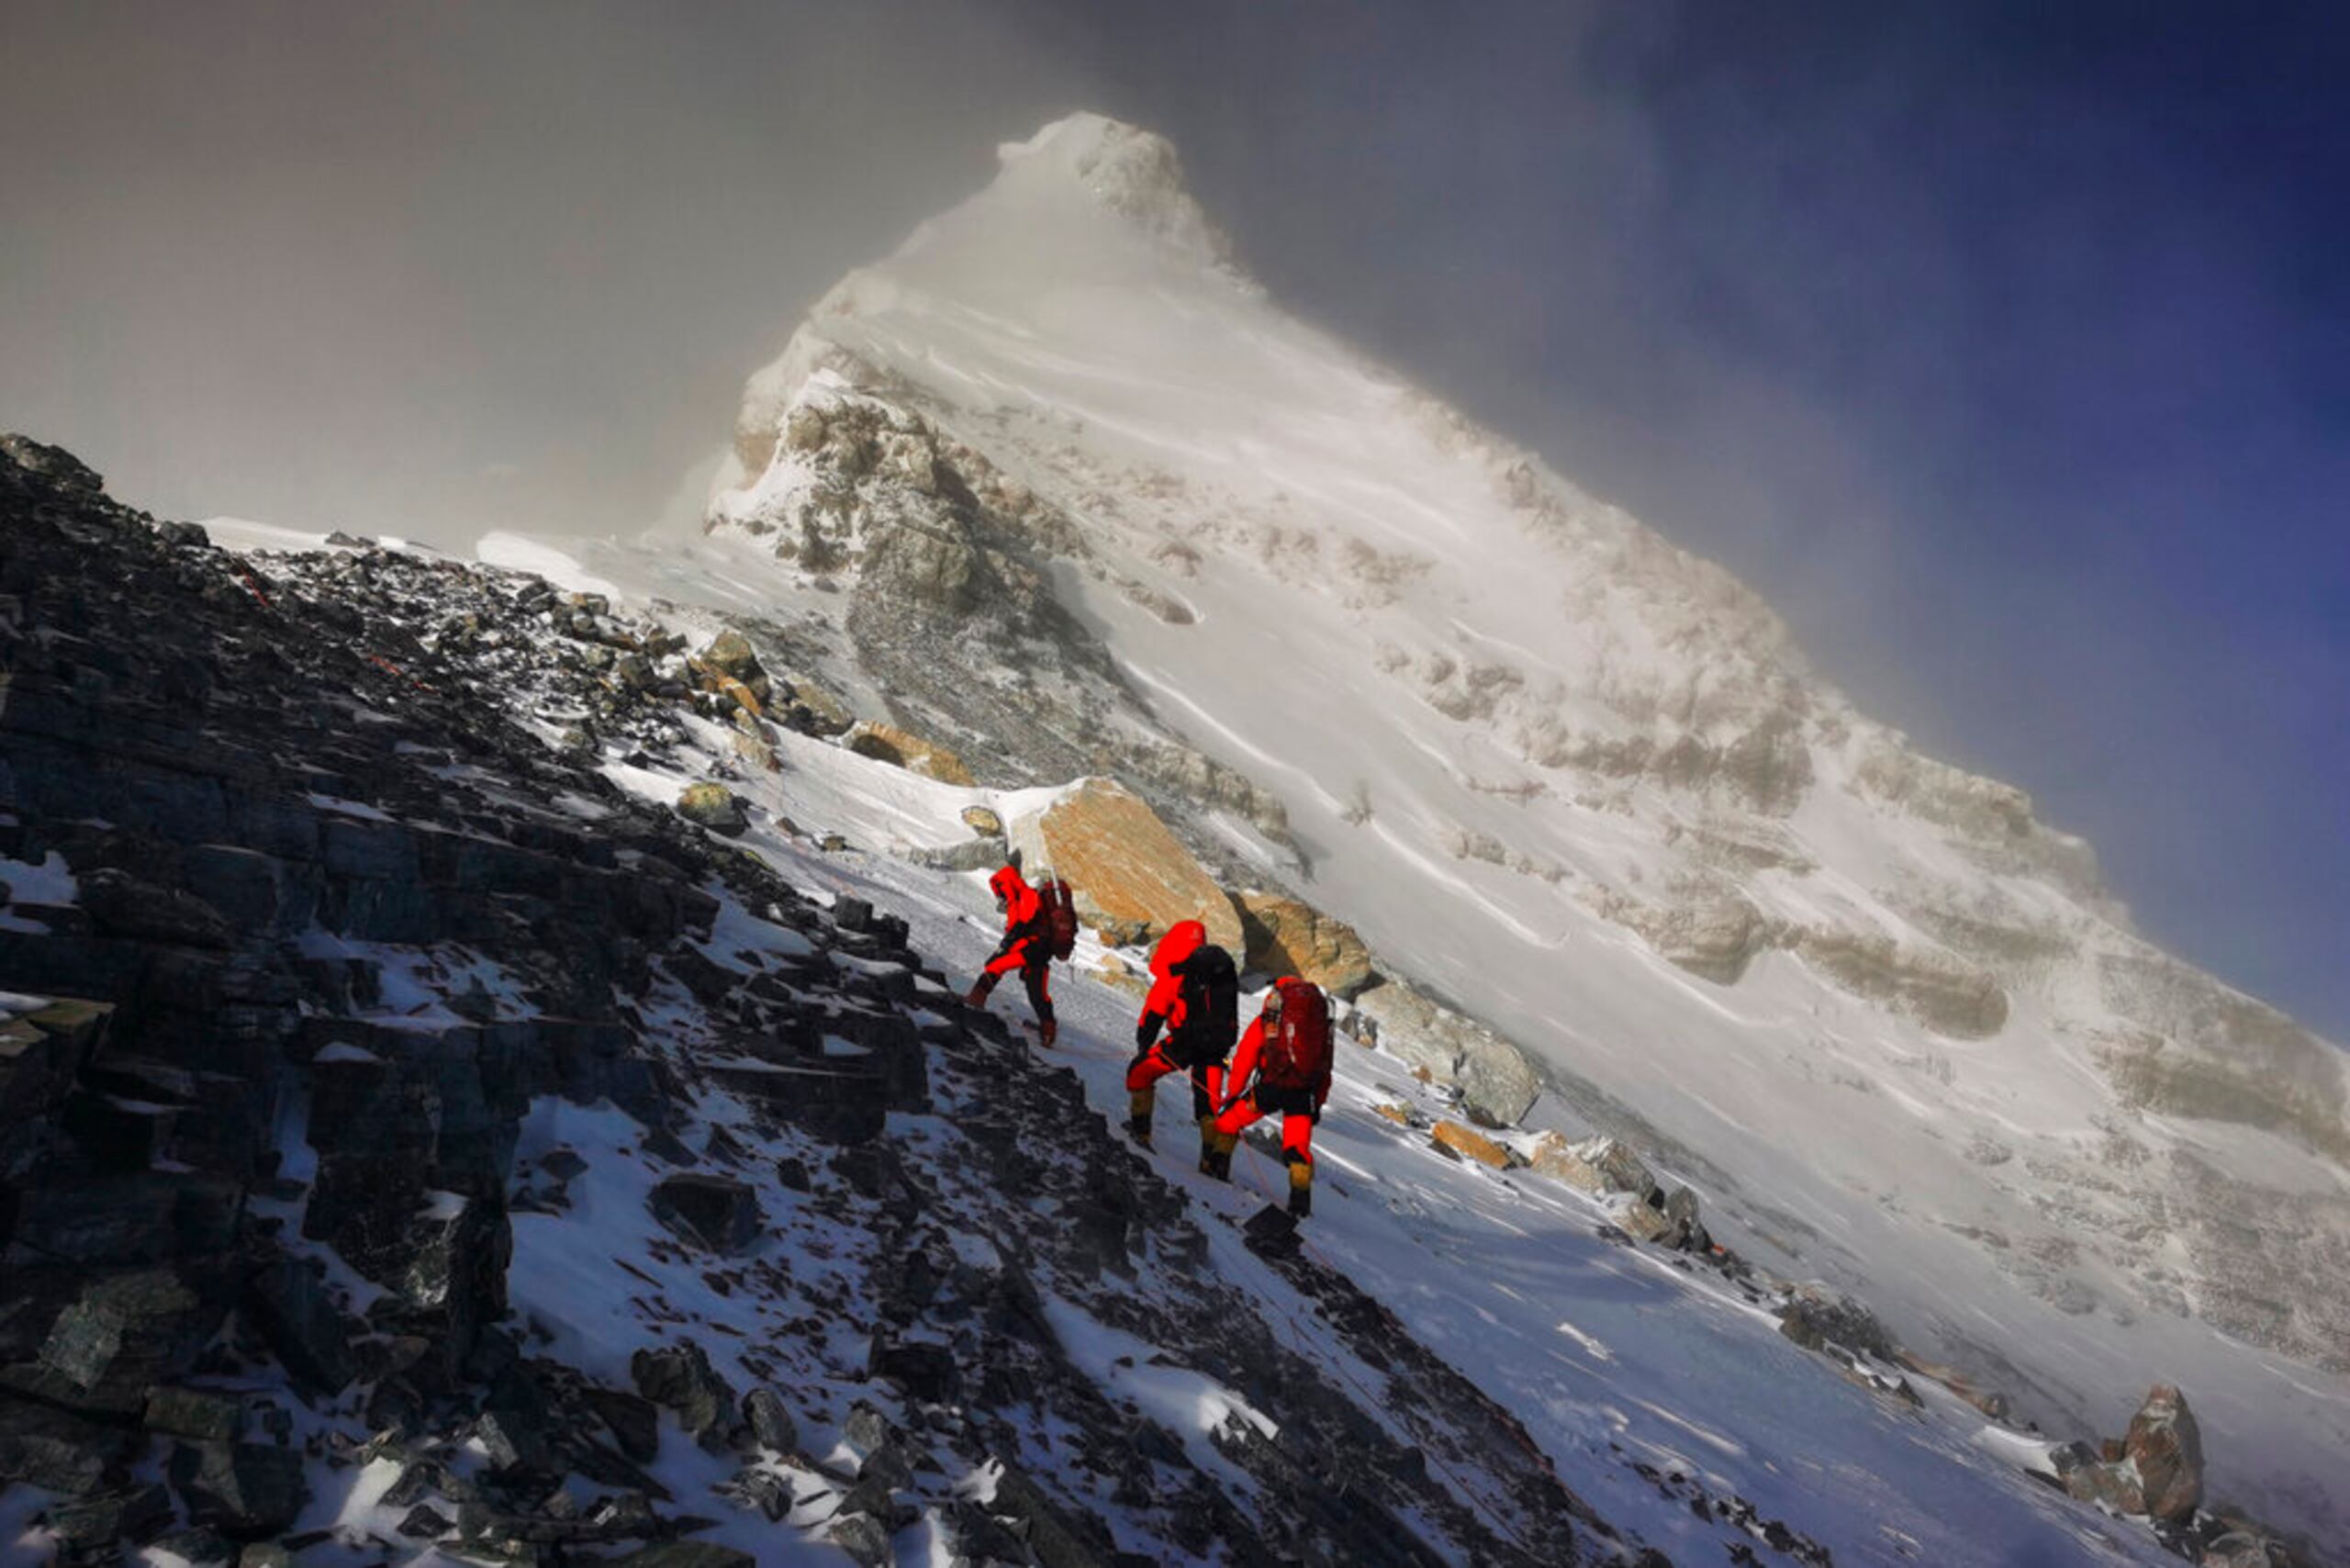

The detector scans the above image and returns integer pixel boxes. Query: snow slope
[581,681,2188,1568]
[683,112,2350,1547]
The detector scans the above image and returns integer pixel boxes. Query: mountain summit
[704,115,2350,1545]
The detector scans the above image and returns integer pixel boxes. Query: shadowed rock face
[1235,889,1377,997]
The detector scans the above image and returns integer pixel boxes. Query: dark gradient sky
[5,1,2344,1037]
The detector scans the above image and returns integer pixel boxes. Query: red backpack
[1256,978,1331,1092]
[1038,877,1079,960]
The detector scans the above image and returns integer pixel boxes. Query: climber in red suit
[964,864,1056,1047]
[1208,978,1333,1216]
[1123,920,1238,1163]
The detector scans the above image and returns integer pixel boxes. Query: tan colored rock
[1374,1103,1415,1127]
[961,805,1004,837]
[1528,1132,1609,1193]
[845,721,976,786]
[1234,890,1377,998]
[1528,1133,1660,1201]
[1607,1193,1677,1244]
[1090,956,1150,999]
[1432,1121,1512,1169]
[714,674,764,719]
[699,629,766,684]
[1005,778,1242,952]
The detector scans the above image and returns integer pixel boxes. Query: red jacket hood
[1148,919,1207,980]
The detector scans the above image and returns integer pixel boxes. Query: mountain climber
[964,864,1058,1047]
[1206,977,1334,1216]
[1125,920,1239,1166]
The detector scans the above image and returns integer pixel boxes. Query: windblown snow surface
[468,113,2343,1553]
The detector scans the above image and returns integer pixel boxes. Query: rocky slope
[0,438,1639,1565]
[694,114,2350,1550]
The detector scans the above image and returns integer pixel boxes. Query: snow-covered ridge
[686,114,2350,1548]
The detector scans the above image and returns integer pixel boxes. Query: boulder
[241,1251,360,1394]
[0,1390,137,1493]
[828,1512,896,1568]
[1455,1036,1544,1132]
[80,868,235,950]
[960,805,1004,838]
[586,1386,661,1462]
[1527,1133,1658,1204]
[676,782,749,835]
[1006,778,1242,953]
[631,1342,738,1450]
[1578,1137,1661,1203]
[392,1191,511,1366]
[1662,1186,1707,1250]
[49,1483,173,1552]
[698,630,767,689]
[1527,1132,1606,1193]
[1,997,110,1182]
[1352,978,1540,1127]
[168,1440,309,1539]
[649,1173,764,1254]
[2064,1458,2148,1517]
[1234,890,1377,997]
[845,721,975,786]
[1431,1121,1512,1169]
[1609,1193,1677,1245]
[2199,1531,2290,1568]
[777,669,856,736]
[902,835,1008,873]
[144,1386,246,1442]
[1776,1289,1900,1363]
[743,1385,798,1453]
[28,1264,228,1417]
[2122,1383,2204,1523]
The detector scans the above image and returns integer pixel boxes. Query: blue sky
[3,0,2343,1036]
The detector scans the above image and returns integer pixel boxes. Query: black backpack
[1169,944,1239,1067]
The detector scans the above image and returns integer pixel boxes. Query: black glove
[1136,1013,1163,1054]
